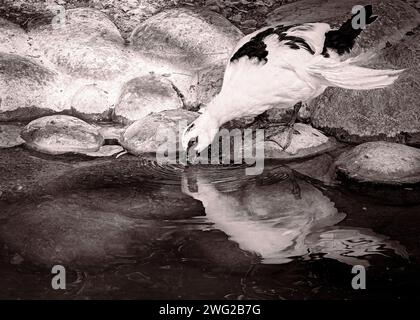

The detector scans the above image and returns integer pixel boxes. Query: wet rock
[0,53,68,121]
[268,0,420,143]
[264,123,337,159]
[335,142,420,185]
[28,8,129,79]
[130,7,243,70]
[176,230,259,272]
[10,253,24,265]
[288,153,337,185]
[113,75,183,125]
[0,124,25,148]
[0,177,204,266]
[0,148,73,202]
[0,18,30,55]
[0,196,138,266]
[71,84,112,122]
[83,145,124,157]
[311,29,420,144]
[121,109,198,155]
[21,115,104,155]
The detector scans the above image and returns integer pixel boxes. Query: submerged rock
[28,8,129,79]
[121,109,198,155]
[268,0,420,144]
[130,7,243,70]
[0,196,138,266]
[288,153,338,185]
[21,115,104,155]
[335,142,420,185]
[0,53,67,121]
[0,124,25,148]
[113,75,183,125]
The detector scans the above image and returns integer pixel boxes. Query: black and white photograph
[0,0,419,307]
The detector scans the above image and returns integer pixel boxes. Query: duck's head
[181,111,220,156]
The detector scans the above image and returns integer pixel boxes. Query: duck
[182,5,403,156]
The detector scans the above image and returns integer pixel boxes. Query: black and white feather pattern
[182,6,403,153]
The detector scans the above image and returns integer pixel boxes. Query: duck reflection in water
[181,165,408,266]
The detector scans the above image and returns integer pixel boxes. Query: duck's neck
[205,93,239,126]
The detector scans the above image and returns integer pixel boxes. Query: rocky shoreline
[1,0,420,188]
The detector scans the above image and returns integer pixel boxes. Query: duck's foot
[266,125,299,152]
[265,102,303,152]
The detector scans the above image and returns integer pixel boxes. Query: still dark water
[0,151,419,299]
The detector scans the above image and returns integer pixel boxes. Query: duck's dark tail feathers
[324,5,378,56]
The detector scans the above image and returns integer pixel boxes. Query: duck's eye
[187,137,198,150]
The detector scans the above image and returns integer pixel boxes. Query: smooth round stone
[21,115,104,155]
[264,124,335,158]
[335,142,420,184]
[0,124,25,148]
[113,74,183,125]
[121,109,198,155]
[0,18,30,55]
[71,84,112,122]
[130,7,243,69]
[230,123,336,160]
[267,0,420,143]
[0,53,66,121]
[28,8,129,79]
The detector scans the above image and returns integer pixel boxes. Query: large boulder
[129,7,243,107]
[0,53,67,121]
[335,141,420,185]
[27,8,131,80]
[21,115,104,155]
[311,29,420,144]
[267,0,420,144]
[121,109,198,155]
[113,74,184,124]
[267,0,419,50]
[130,7,243,69]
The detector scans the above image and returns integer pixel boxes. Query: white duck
[182,5,403,154]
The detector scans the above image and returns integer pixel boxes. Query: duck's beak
[186,138,199,165]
